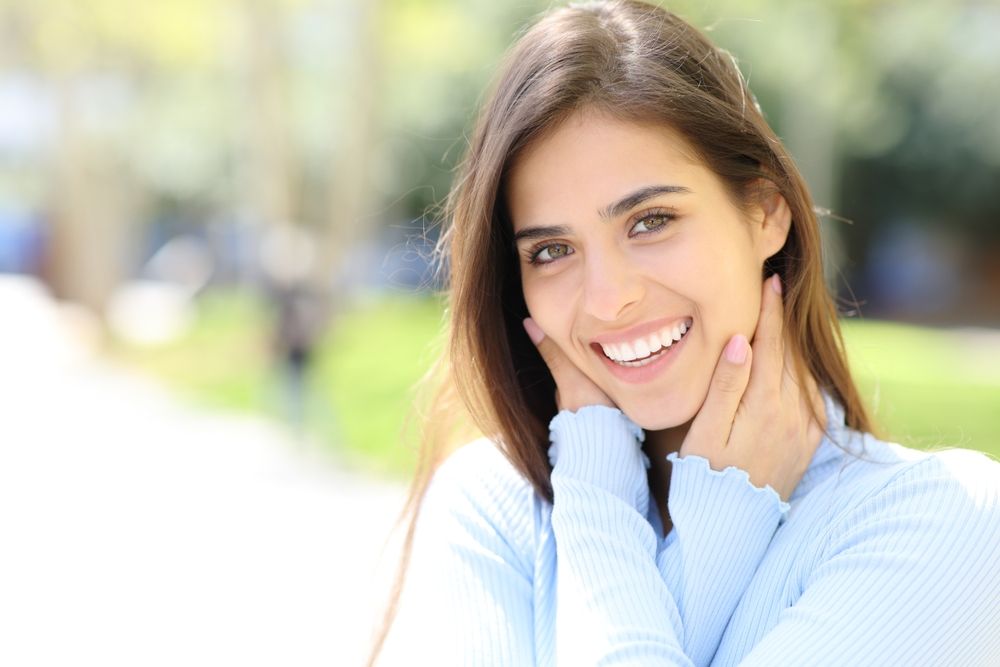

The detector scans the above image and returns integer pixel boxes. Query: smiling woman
[367,1,1000,665]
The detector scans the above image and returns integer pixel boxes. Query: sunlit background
[1,0,998,664]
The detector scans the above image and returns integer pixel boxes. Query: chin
[617,391,704,431]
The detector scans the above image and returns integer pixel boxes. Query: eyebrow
[599,184,691,220]
[512,184,691,245]
[512,224,570,245]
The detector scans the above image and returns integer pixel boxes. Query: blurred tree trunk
[323,0,383,291]
[47,74,135,313]
[7,0,138,313]
[242,0,296,229]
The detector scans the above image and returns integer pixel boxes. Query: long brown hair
[367,1,875,662]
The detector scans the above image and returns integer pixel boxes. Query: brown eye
[532,243,573,264]
[629,213,674,236]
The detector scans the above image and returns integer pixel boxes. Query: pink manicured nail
[725,334,748,364]
[771,273,782,295]
[523,317,545,345]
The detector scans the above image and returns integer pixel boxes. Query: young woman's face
[507,110,789,429]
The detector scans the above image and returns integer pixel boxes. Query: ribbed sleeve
[381,395,1000,667]
[658,454,789,666]
[548,406,690,666]
[549,405,649,512]
[725,450,1000,667]
[379,441,537,666]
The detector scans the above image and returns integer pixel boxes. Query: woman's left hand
[679,274,825,501]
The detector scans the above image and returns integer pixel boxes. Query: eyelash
[524,209,677,266]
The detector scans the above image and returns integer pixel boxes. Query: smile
[599,317,693,365]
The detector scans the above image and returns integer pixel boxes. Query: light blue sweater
[380,394,1000,665]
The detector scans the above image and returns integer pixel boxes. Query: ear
[751,182,792,262]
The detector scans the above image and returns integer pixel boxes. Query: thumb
[684,334,752,452]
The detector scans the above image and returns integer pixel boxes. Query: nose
[581,247,643,322]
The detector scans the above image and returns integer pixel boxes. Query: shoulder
[419,437,538,570]
[854,438,1000,513]
[383,440,540,665]
[810,443,1000,648]
[825,424,1000,508]
[900,444,1000,497]
[825,438,1000,558]
[428,436,537,509]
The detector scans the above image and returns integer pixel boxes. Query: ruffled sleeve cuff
[548,405,649,506]
[666,452,790,545]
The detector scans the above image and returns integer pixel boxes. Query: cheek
[674,235,760,329]
[522,277,568,339]
[521,277,544,323]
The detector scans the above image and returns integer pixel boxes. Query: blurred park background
[1,0,998,663]
[2,0,997,470]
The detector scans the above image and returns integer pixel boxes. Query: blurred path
[0,275,406,666]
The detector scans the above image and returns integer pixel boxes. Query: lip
[593,320,693,384]
[590,316,692,347]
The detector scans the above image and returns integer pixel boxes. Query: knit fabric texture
[380,393,1000,665]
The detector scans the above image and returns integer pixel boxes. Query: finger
[523,317,565,378]
[748,273,785,395]
[523,317,583,392]
[686,333,753,450]
[523,317,610,410]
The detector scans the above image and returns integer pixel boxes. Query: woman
[370,1,1000,665]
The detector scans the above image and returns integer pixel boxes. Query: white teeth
[598,318,693,363]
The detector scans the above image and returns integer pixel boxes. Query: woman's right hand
[679,274,824,501]
[522,317,616,413]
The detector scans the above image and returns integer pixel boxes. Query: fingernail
[523,317,545,345]
[771,273,782,295]
[725,334,748,364]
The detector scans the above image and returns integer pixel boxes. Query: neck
[644,421,689,463]
[641,420,691,536]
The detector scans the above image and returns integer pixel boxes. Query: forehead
[506,109,708,228]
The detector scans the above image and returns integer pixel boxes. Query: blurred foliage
[6,0,996,234]
[4,0,998,318]
[113,292,1000,478]
[14,0,1000,469]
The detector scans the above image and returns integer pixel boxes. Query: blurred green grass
[110,289,1000,478]
[840,320,1000,455]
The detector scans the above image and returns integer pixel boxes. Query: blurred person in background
[367,1,1000,665]
[260,225,327,435]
